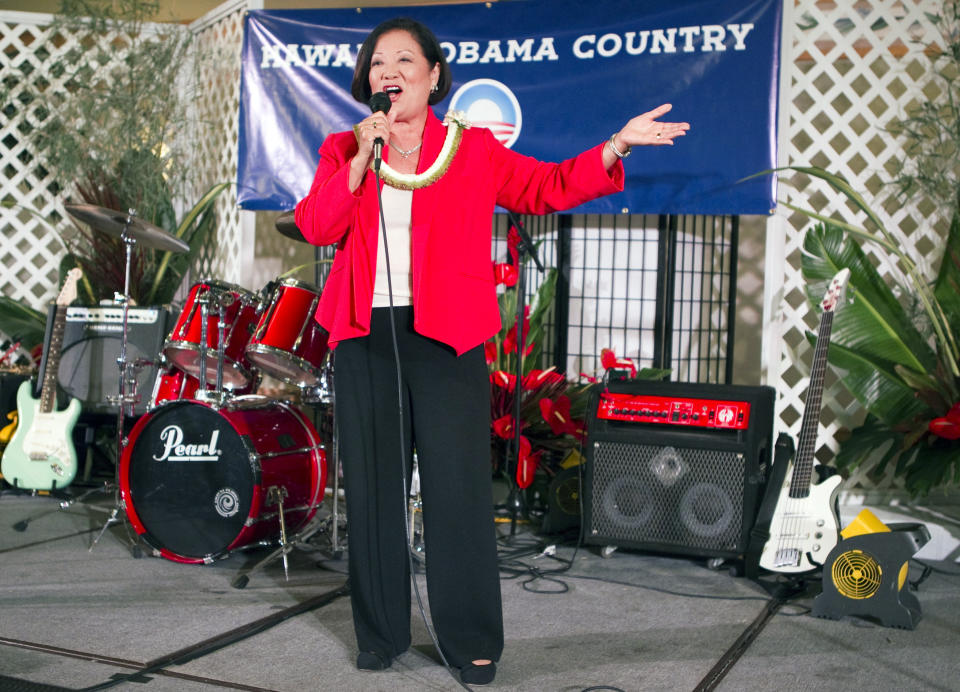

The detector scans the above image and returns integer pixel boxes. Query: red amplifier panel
[596,391,752,430]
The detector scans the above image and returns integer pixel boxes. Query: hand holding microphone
[368,92,392,172]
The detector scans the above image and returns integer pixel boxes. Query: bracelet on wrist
[608,133,631,159]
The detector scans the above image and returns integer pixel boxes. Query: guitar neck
[39,305,68,414]
[790,310,833,498]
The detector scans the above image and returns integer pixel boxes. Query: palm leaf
[0,297,47,350]
[902,444,960,496]
[834,414,906,475]
[524,268,557,372]
[145,182,230,305]
[802,223,936,374]
[933,208,960,330]
[818,337,932,424]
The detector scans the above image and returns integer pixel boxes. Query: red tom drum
[163,280,260,388]
[119,396,326,564]
[245,278,329,387]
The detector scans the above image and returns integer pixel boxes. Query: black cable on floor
[78,583,348,691]
[691,594,785,692]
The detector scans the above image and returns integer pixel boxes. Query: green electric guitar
[1,269,83,490]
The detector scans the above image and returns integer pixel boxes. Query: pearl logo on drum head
[214,487,240,517]
[153,425,222,462]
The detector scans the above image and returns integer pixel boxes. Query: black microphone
[368,92,391,172]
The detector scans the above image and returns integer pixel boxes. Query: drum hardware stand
[90,209,147,556]
[230,361,344,589]
[230,501,329,589]
[194,288,232,408]
[267,485,290,578]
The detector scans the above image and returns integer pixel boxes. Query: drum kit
[60,205,343,582]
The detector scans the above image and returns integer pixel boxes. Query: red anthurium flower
[507,226,521,266]
[579,373,598,384]
[493,414,515,439]
[928,401,960,440]
[515,435,541,489]
[523,367,564,390]
[929,416,960,440]
[540,394,575,435]
[494,262,518,286]
[484,340,498,364]
[571,421,587,442]
[946,402,960,422]
[503,308,532,355]
[491,370,517,391]
[600,347,637,378]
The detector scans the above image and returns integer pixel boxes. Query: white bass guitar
[759,269,849,573]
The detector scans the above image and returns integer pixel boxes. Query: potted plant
[0,0,227,354]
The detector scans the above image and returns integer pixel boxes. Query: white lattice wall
[1,12,89,310]
[0,3,252,321]
[187,0,255,289]
[766,0,949,492]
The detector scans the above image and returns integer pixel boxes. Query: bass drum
[119,396,326,564]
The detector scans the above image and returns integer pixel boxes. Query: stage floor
[0,485,958,691]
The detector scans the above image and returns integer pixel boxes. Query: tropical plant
[0,0,227,348]
[487,227,668,494]
[788,170,960,496]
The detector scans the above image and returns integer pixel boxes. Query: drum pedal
[267,485,291,579]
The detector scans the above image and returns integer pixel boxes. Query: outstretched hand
[617,103,690,148]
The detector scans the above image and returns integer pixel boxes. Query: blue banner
[237,0,781,214]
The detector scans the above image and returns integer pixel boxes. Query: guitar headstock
[820,268,850,313]
[56,268,83,307]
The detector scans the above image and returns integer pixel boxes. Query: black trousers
[334,306,504,667]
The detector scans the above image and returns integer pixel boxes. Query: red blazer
[295,109,624,355]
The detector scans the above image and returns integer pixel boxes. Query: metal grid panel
[492,212,736,384]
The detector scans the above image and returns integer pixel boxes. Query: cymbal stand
[91,209,144,553]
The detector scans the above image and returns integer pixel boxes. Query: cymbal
[275,212,306,243]
[65,203,190,254]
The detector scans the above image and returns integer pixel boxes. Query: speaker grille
[589,441,746,553]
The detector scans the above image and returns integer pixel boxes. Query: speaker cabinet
[583,380,775,559]
[37,306,171,416]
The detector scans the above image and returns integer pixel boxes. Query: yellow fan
[812,508,929,629]
[831,549,883,600]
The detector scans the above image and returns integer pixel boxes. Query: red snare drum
[246,279,329,387]
[119,396,326,564]
[163,280,260,388]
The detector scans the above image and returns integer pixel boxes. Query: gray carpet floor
[0,486,957,692]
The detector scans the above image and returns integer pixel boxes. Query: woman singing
[294,16,689,686]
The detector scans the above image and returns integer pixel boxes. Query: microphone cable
[371,166,474,691]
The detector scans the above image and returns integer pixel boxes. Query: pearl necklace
[389,141,422,159]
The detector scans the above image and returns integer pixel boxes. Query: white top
[372,185,414,307]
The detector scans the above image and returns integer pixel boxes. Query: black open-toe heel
[459,661,496,685]
[356,651,391,671]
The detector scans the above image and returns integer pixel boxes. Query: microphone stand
[504,211,544,537]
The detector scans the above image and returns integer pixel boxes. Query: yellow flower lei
[369,111,470,190]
